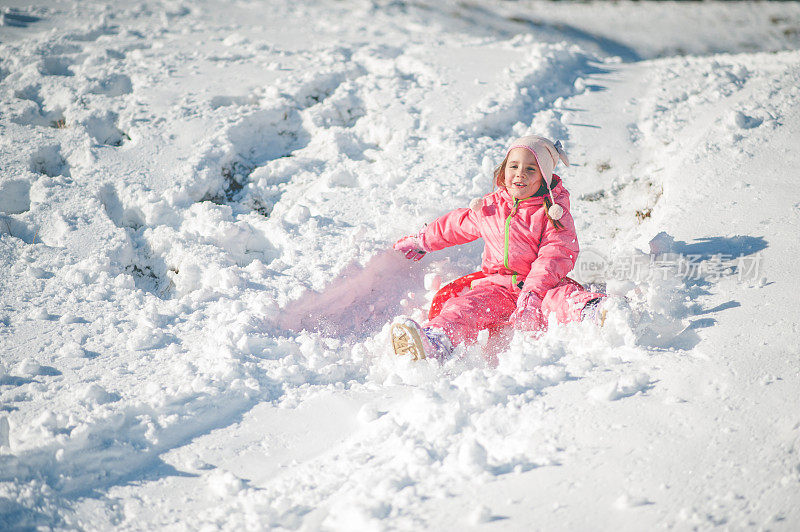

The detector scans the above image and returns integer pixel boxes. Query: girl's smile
[504,147,543,200]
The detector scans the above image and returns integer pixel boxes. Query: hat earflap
[547,140,567,219]
[544,178,564,220]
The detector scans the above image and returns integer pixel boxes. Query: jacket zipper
[505,198,520,288]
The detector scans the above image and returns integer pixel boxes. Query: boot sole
[391,322,426,361]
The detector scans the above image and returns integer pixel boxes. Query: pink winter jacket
[422,176,579,302]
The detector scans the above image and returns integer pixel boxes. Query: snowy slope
[1,1,800,530]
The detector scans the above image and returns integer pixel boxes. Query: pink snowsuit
[422,176,602,345]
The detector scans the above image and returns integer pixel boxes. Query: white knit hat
[506,135,570,220]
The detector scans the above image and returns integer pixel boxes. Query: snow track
[2,1,800,530]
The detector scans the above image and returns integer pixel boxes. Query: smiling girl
[391,135,607,361]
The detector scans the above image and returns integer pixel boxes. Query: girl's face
[504,147,543,200]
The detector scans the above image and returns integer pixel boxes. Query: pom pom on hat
[548,203,564,220]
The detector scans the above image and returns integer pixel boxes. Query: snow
[1,0,799,530]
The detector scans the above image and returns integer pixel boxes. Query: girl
[391,135,607,361]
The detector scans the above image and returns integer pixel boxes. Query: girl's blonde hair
[493,156,564,230]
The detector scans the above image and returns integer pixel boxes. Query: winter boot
[581,297,608,326]
[582,296,631,327]
[390,317,452,361]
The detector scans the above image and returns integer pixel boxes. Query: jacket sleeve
[422,208,482,251]
[520,209,579,301]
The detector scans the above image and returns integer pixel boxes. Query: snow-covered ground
[1,0,799,529]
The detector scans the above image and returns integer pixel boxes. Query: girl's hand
[393,232,428,261]
[510,292,546,330]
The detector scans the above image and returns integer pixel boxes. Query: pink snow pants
[426,277,603,346]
